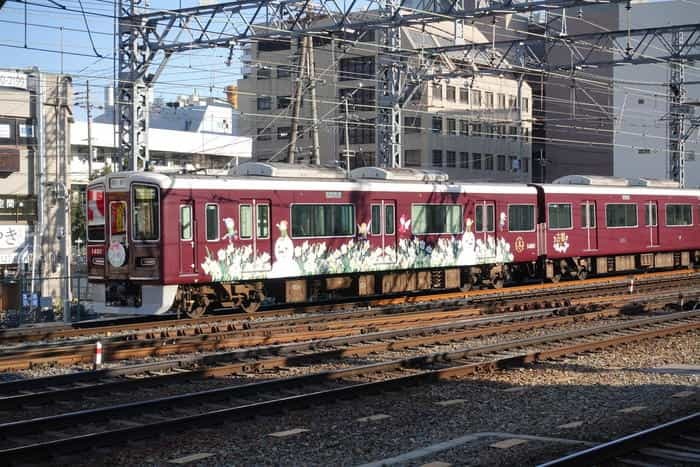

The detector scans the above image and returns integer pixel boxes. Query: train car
[87,163,541,316]
[536,175,700,281]
[86,164,700,317]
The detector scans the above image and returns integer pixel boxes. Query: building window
[432,83,443,100]
[666,204,692,226]
[432,150,443,167]
[509,126,518,139]
[522,97,529,112]
[339,87,376,111]
[277,127,291,140]
[521,158,529,173]
[484,154,494,170]
[431,116,443,134]
[292,204,355,237]
[446,151,456,167]
[277,65,292,78]
[548,203,572,229]
[485,92,494,108]
[472,89,482,107]
[446,86,456,102]
[471,123,481,137]
[508,205,535,232]
[497,155,506,171]
[257,95,272,110]
[412,204,462,234]
[508,95,517,109]
[257,127,273,141]
[459,88,469,104]
[206,204,219,241]
[485,124,493,138]
[404,116,422,133]
[258,38,290,51]
[339,56,375,80]
[508,155,518,171]
[277,96,292,109]
[606,204,638,228]
[459,120,469,136]
[447,118,457,135]
[257,67,272,79]
[497,93,506,109]
[404,149,421,167]
[472,153,482,170]
[339,119,375,145]
[459,152,469,168]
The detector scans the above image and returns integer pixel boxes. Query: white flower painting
[201,217,516,281]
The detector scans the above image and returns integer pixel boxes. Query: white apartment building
[236,15,533,182]
[71,91,252,184]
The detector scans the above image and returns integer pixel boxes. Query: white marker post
[94,341,103,370]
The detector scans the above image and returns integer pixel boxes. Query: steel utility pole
[669,30,687,186]
[288,36,308,164]
[376,0,402,168]
[86,81,93,179]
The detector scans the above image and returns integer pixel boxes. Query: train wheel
[186,306,206,319]
[240,290,265,314]
[577,268,588,280]
[551,273,562,284]
[492,278,504,289]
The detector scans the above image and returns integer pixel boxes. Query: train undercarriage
[171,249,699,317]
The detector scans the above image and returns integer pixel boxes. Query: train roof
[89,169,700,198]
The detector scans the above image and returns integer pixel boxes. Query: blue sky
[0,1,247,120]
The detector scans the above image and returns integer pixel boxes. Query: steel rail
[0,308,620,409]
[539,412,700,466]
[0,310,697,463]
[0,283,697,371]
[1,270,695,344]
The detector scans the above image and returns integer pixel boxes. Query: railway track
[1,269,695,346]
[0,281,698,371]
[0,310,697,464]
[540,412,700,466]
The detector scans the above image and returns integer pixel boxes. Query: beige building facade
[0,69,72,313]
[236,17,532,182]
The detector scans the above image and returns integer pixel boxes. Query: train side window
[205,204,219,241]
[411,204,462,234]
[606,203,637,228]
[475,205,494,232]
[548,203,572,229]
[385,205,395,235]
[180,205,192,240]
[581,203,596,228]
[239,204,252,239]
[291,204,355,237]
[257,204,270,238]
[644,203,657,227]
[666,204,692,226]
[371,205,381,235]
[508,204,535,232]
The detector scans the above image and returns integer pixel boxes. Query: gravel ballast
[60,330,699,467]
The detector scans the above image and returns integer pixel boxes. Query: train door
[106,195,129,277]
[179,203,197,275]
[644,201,659,247]
[474,200,495,261]
[581,201,598,251]
[371,200,396,263]
[239,199,272,271]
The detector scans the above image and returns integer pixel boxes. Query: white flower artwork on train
[201,213,515,281]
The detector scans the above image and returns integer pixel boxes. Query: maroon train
[86,163,700,316]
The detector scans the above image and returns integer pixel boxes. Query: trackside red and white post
[94,341,103,369]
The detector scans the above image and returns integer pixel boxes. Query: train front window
[132,184,160,241]
[87,184,105,242]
